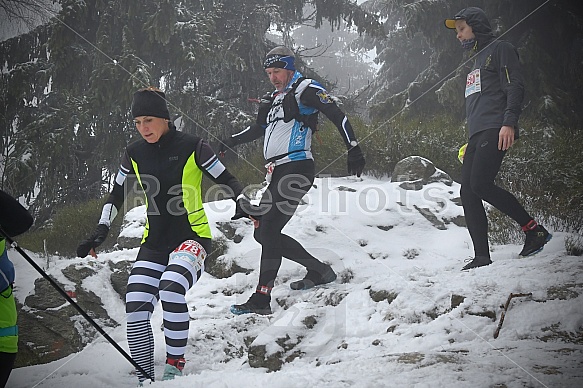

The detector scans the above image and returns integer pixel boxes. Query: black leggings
[254,160,328,290]
[461,128,532,257]
[0,352,16,388]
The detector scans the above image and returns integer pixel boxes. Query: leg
[254,160,324,290]
[159,239,207,360]
[126,246,166,383]
[464,129,550,261]
[461,134,491,258]
[0,352,16,388]
[231,160,328,314]
[468,129,532,226]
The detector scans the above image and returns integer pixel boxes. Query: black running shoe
[290,266,337,290]
[519,225,552,257]
[230,293,272,315]
[461,256,492,271]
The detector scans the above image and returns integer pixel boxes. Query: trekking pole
[0,227,154,382]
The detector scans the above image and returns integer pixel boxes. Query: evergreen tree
[0,0,381,224]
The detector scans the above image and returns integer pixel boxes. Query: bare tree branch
[0,0,55,28]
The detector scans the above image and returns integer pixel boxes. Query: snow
[7,174,583,387]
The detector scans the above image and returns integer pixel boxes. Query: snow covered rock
[117,205,146,249]
[392,155,453,190]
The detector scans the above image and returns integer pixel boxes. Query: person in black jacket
[77,87,248,383]
[220,46,366,315]
[0,190,34,388]
[444,7,551,270]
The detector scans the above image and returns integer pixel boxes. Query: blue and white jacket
[229,71,359,166]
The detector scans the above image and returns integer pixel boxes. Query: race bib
[170,240,206,272]
[465,69,481,98]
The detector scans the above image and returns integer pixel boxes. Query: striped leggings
[126,240,208,381]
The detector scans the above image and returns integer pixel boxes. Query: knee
[470,179,493,199]
[159,278,185,295]
[460,183,477,201]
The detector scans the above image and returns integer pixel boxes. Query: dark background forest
[1,0,581,256]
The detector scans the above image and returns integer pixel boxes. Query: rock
[392,156,436,183]
[445,215,466,227]
[248,344,283,372]
[216,222,244,243]
[392,156,453,190]
[117,235,142,249]
[414,205,447,230]
[248,335,303,372]
[451,294,465,309]
[109,260,133,300]
[369,289,399,303]
[205,255,251,279]
[117,205,146,249]
[16,264,118,368]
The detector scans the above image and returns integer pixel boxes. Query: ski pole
[0,227,154,382]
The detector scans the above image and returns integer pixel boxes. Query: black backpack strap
[282,77,306,123]
[282,77,318,131]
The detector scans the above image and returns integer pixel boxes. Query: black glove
[218,137,236,157]
[347,144,366,177]
[232,195,263,221]
[77,224,109,258]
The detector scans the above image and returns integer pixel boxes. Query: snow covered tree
[0,0,381,224]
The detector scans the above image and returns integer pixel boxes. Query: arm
[300,86,359,148]
[498,42,524,150]
[227,123,265,146]
[300,86,365,176]
[195,140,243,199]
[76,151,131,258]
[99,150,133,226]
[220,93,272,155]
[0,189,33,237]
[195,139,256,219]
[219,122,265,157]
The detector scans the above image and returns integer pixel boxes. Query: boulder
[117,205,146,249]
[392,156,453,190]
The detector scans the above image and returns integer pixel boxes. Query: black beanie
[131,88,170,119]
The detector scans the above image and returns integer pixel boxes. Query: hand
[347,144,366,177]
[77,224,109,258]
[232,195,262,221]
[498,126,515,150]
[218,138,235,157]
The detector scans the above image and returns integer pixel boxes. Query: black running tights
[461,128,532,257]
[253,160,328,291]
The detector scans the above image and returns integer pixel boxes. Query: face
[133,116,170,143]
[454,20,475,43]
[265,67,294,92]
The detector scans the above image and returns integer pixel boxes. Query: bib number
[465,69,481,98]
[170,240,206,272]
